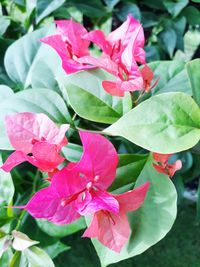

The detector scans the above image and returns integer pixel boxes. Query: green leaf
[117,3,141,21]
[104,0,120,10]
[36,0,65,23]
[36,217,86,238]
[62,143,83,162]
[0,38,14,87]
[89,155,177,266]
[163,0,188,17]
[109,154,148,191]
[159,28,177,58]
[182,6,200,26]
[23,246,55,267]
[104,92,200,153]
[0,249,13,267]
[59,69,132,124]
[141,12,158,28]
[149,61,192,95]
[66,0,106,18]
[0,88,71,150]
[0,16,10,36]
[43,241,70,259]
[186,59,200,107]
[4,25,62,90]
[0,154,14,205]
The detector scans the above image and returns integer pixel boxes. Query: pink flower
[41,19,94,74]
[84,15,145,65]
[1,112,69,172]
[83,182,150,253]
[19,132,119,224]
[153,153,182,177]
[79,15,156,96]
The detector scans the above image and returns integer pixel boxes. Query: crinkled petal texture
[1,112,68,172]
[5,112,68,153]
[83,210,129,253]
[102,77,143,97]
[74,131,119,190]
[76,190,119,216]
[24,166,85,224]
[83,182,150,253]
[41,35,93,74]
[24,187,80,225]
[41,19,94,74]
[56,20,90,57]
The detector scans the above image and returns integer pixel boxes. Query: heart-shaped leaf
[105,92,200,153]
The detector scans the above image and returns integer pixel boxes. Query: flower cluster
[1,112,150,253]
[41,15,158,97]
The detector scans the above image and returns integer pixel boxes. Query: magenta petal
[77,190,119,215]
[1,151,28,172]
[30,142,64,172]
[56,19,90,57]
[83,30,111,54]
[115,182,150,212]
[51,166,87,197]
[83,210,130,253]
[25,187,80,224]
[76,132,119,189]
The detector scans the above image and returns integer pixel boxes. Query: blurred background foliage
[0,0,200,266]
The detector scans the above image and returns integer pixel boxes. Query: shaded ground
[54,202,200,267]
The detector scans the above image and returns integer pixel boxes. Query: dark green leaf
[43,241,70,259]
[109,154,148,191]
[36,0,65,23]
[141,12,158,28]
[182,6,200,26]
[117,3,141,21]
[163,0,188,17]
[66,0,106,18]
[186,59,200,106]
[159,28,177,58]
